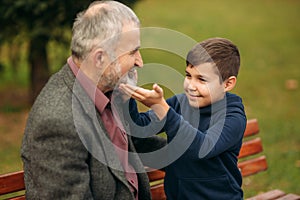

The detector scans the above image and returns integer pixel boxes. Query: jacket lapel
[62,64,132,189]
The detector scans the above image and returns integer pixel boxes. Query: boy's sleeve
[122,98,166,138]
[163,97,246,160]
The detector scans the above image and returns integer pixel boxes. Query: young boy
[120,37,246,199]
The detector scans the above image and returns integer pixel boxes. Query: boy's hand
[118,67,138,102]
[119,83,170,119]
[120,83,162,107]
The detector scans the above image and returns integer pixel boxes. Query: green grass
[0,0,299,198]
[0,111,26,173]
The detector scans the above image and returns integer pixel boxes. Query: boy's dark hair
[186,37,240,82]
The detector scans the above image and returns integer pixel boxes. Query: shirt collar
[67,56,109,113]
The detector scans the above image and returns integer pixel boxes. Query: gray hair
[71,1,140,60]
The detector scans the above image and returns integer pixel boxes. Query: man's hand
[119,83,169,120]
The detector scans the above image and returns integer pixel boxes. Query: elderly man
[21,1,166,199]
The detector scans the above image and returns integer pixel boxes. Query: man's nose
[134,50,143,68]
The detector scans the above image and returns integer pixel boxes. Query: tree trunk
[28,35,50,104]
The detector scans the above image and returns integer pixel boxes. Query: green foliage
[0,0,140,43]
[0,0,92,43]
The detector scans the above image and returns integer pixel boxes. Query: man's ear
[94,49,104,69]
[224,76,237,92]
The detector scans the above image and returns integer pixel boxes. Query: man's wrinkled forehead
[116,23,140,55]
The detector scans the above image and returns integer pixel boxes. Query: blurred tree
[0,0,139,104]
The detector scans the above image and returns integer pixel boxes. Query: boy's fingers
[119,84,146,101]
[153,83,163,95]
[120,84,138,93]
[124,84,149,96]
[122,84,139,92]
[119,84,133,96]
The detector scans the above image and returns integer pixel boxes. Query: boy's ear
[224,76,237,92]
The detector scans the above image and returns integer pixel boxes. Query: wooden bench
[146,119,300,200]
[0,171,25,200]
[1,119,299,200]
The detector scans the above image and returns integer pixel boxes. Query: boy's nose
[187,81,197,91]
[188,86,197,91]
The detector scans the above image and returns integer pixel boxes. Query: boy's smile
[184,63,226,108]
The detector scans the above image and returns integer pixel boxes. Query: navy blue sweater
[128,92,246,200]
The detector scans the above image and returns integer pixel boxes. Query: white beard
[100,61,137,92]
[119,67,137,86]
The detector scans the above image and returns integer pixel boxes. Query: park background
[0,0,299,198]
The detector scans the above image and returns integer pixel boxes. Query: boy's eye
[198,77,206,82]
[185,73,191,78]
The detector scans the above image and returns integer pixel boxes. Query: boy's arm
[164,108,246,159]
[117,88,166,138]
[121,83,247,160]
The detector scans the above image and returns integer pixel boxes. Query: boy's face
[183,63,226,108]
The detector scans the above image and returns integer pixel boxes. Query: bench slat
[0,171,25,195]
[246,189,286,200]
[6,195,25,200]
[238,137,263,158]
[238,155,268,177]
[147,169,165,182]
[244,119,260,137]
[151,184,166,200]
[276,193,300,200]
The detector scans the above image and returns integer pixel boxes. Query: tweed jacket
[21,64,166,200]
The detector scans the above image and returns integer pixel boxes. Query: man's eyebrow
[130,46,140,54]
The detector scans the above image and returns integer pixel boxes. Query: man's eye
[129,49,139,55]
[129,51,136,55]
[185,74,191,78]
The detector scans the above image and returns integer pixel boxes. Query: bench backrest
[0,119,267,200]
[238,118,268,176]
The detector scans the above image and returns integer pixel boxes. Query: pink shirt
[67,57,138,199]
